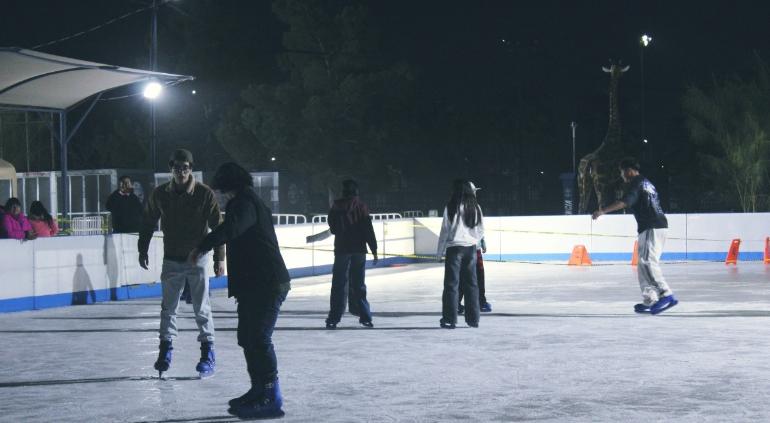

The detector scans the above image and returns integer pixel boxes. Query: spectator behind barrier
[106,175,143,233]
[29,200,59,237]
[2,198,36,240]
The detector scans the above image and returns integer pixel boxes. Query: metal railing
[371,213,403,221]
[311,215,328,224]
[401,210,424,218]
[272,214,307,225]
[55,212,111,236]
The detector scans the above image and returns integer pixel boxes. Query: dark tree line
[2,0,769,214]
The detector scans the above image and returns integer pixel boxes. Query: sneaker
[325,322,337,329]
[439,319,456,329]
[359,321,374,328]
[650,295,678,315]
[634,303,651,313]
[480,302,492,312]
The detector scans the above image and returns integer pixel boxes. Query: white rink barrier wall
[2,213,767,312]
[0,220,415,312]
[415,213,770,262]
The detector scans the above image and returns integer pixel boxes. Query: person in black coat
[105,176,143,233]
[324,179,378,329]
[189,162,290,419]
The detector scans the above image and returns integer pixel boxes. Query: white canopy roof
[0,47,193,111]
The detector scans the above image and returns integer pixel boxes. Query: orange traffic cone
[725,238,741,265]
[631,240,639,266]
[764,237,770,264]
[568,245,592,266]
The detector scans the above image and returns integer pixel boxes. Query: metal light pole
[150,0,158,171]
[640,34,651,144]
[570,121,577,174]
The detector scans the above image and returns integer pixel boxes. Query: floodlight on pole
[143,81,163,99]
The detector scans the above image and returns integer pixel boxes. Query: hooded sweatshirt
[436,204,485,256]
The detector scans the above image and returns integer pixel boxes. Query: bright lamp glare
[143,82,163,99]
[641,34,652,47]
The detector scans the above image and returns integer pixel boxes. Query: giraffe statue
[577,61,631,214]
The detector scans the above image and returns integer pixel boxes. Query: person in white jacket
[436,180,485,329]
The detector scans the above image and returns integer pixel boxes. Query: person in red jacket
[325,179,379,329]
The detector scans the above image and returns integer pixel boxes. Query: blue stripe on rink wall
[0,256,415,313]
[1,253,760,313]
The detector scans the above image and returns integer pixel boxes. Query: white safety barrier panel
[3,213,769,313]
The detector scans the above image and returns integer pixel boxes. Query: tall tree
[683,59,770,212]
[216,0,417,210]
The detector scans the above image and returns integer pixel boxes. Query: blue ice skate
[196,341,215,379]
[650,295,678,315]
[153,340,173,379]
[228,379,285,419]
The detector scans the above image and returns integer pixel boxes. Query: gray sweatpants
[637,228,672,306]
[159,258,215,343]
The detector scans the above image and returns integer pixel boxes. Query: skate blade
[199,371,215,380]
[227,408,285,420]
[650,300,678,315]
[158,371,167,380]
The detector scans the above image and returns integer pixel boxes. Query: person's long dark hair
[29,201,54,225]
[446,179,481,228]
[4,197,21,213]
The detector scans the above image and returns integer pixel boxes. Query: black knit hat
[169,149,194,166]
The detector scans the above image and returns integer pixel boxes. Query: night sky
[2,0,770,213]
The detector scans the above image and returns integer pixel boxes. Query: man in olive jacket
[138,149,224,378]
[190,162,290,419]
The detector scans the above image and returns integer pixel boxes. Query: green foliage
[682,59,770,212]
[217,0,418,204]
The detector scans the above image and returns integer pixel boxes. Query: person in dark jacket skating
[189,162,291,419]
[592,157,677,315]
[325,179,379,329]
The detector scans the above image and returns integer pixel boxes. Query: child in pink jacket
[2,198,36,240]
[28,201,59,237]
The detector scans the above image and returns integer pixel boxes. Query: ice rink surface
[2,260,770,422]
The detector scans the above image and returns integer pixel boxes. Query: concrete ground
[1,260,770,422]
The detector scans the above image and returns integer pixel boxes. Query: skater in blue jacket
[592,158,677,315]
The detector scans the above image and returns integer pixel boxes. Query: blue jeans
[327,253,372,324]
[442,246,479,325]
[238,291,287,384]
